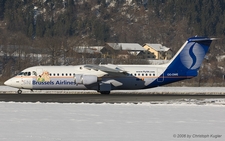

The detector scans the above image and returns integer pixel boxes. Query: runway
[1,86,225,103]
[0,93,225,103]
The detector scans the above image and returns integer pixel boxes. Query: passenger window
[53,73,55,76]
[146,74,148,76]
[57,73,59,76]
[24,72,28,76]
[28,72,31,76]
[62,73,64,76]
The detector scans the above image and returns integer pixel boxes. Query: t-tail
[154,36,216,87]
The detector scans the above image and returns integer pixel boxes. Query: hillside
[1,1,225,43]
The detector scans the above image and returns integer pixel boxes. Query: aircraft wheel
[17,89,22,94]
[100,91,110,95]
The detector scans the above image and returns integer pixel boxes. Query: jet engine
[74,74,97,85]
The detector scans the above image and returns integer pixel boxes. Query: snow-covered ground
[0,86,225,141]
[1,86,225,94]
[0,102,224,141]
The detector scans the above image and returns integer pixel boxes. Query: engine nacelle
[83,75,97,85]
[74,74,97,85]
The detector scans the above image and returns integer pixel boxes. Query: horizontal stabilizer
[188,37,218,42]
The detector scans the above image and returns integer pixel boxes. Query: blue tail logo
[167,37,214,71]
[180,42,206,70]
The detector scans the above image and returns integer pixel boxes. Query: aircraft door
[36,68,43,82]
[20,76,24,87]
[36,69,43,77]
[157,68,164,82]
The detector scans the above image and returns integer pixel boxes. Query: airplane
[4,36,216,94]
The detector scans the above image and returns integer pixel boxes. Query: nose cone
[4,79,11,86]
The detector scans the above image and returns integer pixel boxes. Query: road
[0,93,225,103]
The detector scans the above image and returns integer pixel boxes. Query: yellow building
[143,44,173,60]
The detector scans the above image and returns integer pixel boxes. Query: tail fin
[166,37,216,77]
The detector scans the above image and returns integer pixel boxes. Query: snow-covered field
[0,86,225,141]
[0,102,224,141]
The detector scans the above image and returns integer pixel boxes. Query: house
[106,43,145,56]
[143,44,173,60]
[73,46,104,54]
[117,50,130,59]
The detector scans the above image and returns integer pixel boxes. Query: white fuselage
[4,64,167,91]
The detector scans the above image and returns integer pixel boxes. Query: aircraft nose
[4,79,11,86]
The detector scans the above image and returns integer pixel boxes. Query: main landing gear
[17,89,22,94]
[100,91,110,95]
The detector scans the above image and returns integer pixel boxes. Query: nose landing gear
[17,89,22,94]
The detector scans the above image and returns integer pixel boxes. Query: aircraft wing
[84,64,128,76]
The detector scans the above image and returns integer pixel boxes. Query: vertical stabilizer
[166,37,215,77]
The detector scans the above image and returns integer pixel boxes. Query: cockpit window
[17,71,32,76]
[18,72,24,76]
